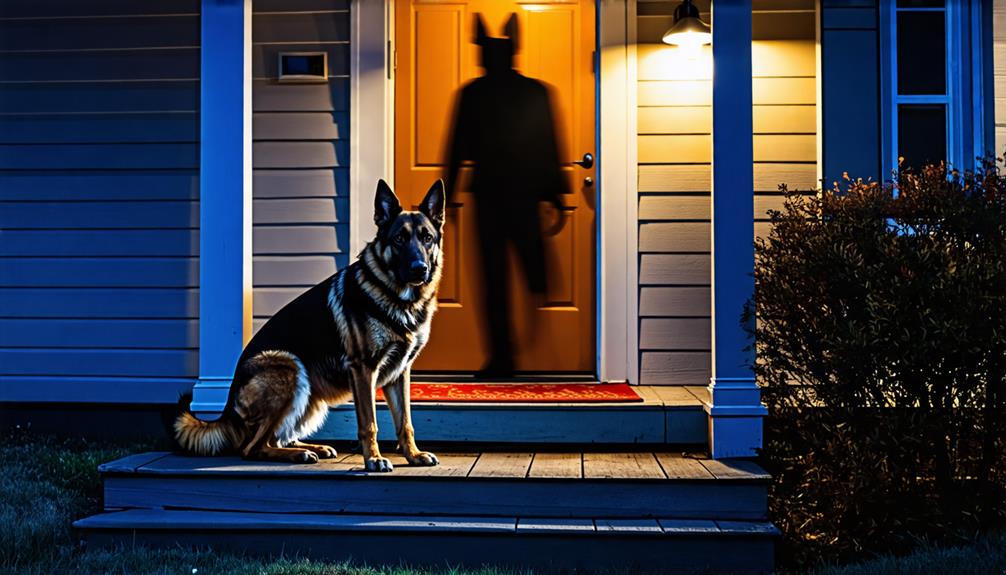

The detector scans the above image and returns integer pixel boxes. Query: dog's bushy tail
[174,392,240,456]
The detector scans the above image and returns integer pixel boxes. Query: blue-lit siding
[0,0,200,402]
[251,0,351,333]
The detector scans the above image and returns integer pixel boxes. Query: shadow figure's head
[474,13,518,75]
[373,179,446,287]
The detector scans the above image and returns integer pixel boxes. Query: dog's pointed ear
[474,13,489,45]
[420,179,446,231]
[374,179,402,228]
[504,13,519,51]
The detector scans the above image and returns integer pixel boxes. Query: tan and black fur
[175,179,445,471]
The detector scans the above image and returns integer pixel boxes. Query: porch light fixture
[662,0,711,51]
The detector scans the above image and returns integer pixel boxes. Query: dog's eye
[393,233,407,245]
[421,232,433,245]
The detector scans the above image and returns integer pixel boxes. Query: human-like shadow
[444,12,569,378]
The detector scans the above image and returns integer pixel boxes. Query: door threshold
[412,373,599,384]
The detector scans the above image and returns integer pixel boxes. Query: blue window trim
[880,1,989,179]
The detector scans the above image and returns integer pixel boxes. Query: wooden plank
[638,165,710,192]
[751,40,816,77]
[752,77,817,105]
[640,352,710,386]
[516,518,594,532]
[253,169,348,198]
[638,195,709,221]
[685,386,711,405]
[0,0,198,18]
[0,201,197,229]
[595,518,663,533]
[253,198,349,224]
[314,404,670,444]
[637,106,711,135]
[639,287,710,317]
[0,115,198,146]
[98,452,171,474]
[753,105,816,134]
[253,141,348,169]
[468,453,533,478]
[253,225,347,255]
[0,349,197,378]
[0,376,194,404]
[252,12,350,44]
[715,520,779,535]
[252,44,349,79]
[654,454,715,479]
[638,223,710,252]
[637,80,710,107]
[698,459,771,481]
[0,230,198,257]
[648,388,701,407]
[0,319,197,349]
[0,288,198,318]
[0,173,198,202]
[638,134,711,164]
[77,509,516,533]
[0,144,198,170]
[0,81,198,115]
[103,475,768,519]
[754,135,817,162]
[754,163,818,191]
[254,0,348,11]
[582,453,665,479]
[253,256,340,286]
[0,16,199,51]
[253,112,347,141]
[657,519,720,533]
[0,49,199,82]
[253,79,349,112]
[527,453,581,479]
[2,258,197,288]
[639,254,710,285]
[334,454,479,477]
[640,318,711,351]
[254,288,306,317]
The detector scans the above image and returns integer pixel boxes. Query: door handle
[572,152,593,170]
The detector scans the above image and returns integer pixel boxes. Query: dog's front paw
[407,451,440,466]
[365,456,394,472]
[296,450,320,464]
[314,445,339,459]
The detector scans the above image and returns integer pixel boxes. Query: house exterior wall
[250,0,351,333]
[635,0,818,386]
[0,0,201,402]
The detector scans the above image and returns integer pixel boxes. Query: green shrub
[750,161,1006,567]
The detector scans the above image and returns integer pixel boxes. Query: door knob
[572,152,593,170]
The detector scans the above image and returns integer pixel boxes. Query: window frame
[880,0,986,177]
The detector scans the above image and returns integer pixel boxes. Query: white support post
[708,0,766,458]
[191,0,253,418]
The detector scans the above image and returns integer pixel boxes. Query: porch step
[311,385,709,445]
[77,450,775,571]
[76,509,777,573]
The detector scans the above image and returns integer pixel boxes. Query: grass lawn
[2,430,1005,575]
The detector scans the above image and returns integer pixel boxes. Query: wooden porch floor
[78,450,776,572]
[114,450,766,480]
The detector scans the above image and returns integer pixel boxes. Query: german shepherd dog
[175,179,444,471]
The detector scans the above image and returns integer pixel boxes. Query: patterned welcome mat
[378,382,642,403]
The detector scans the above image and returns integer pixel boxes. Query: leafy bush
[750,162,1006,566]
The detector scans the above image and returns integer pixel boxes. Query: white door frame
[350,0,638,383]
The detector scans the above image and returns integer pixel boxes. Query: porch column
[191,0,253,418]
[708,0,766,458]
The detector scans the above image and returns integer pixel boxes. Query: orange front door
[395,0,595,373]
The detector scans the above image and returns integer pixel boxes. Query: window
[881,1,987,175]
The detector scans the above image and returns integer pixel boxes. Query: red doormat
[378,383,643,403]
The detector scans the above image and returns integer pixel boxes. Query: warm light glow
[665,30,711,60]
